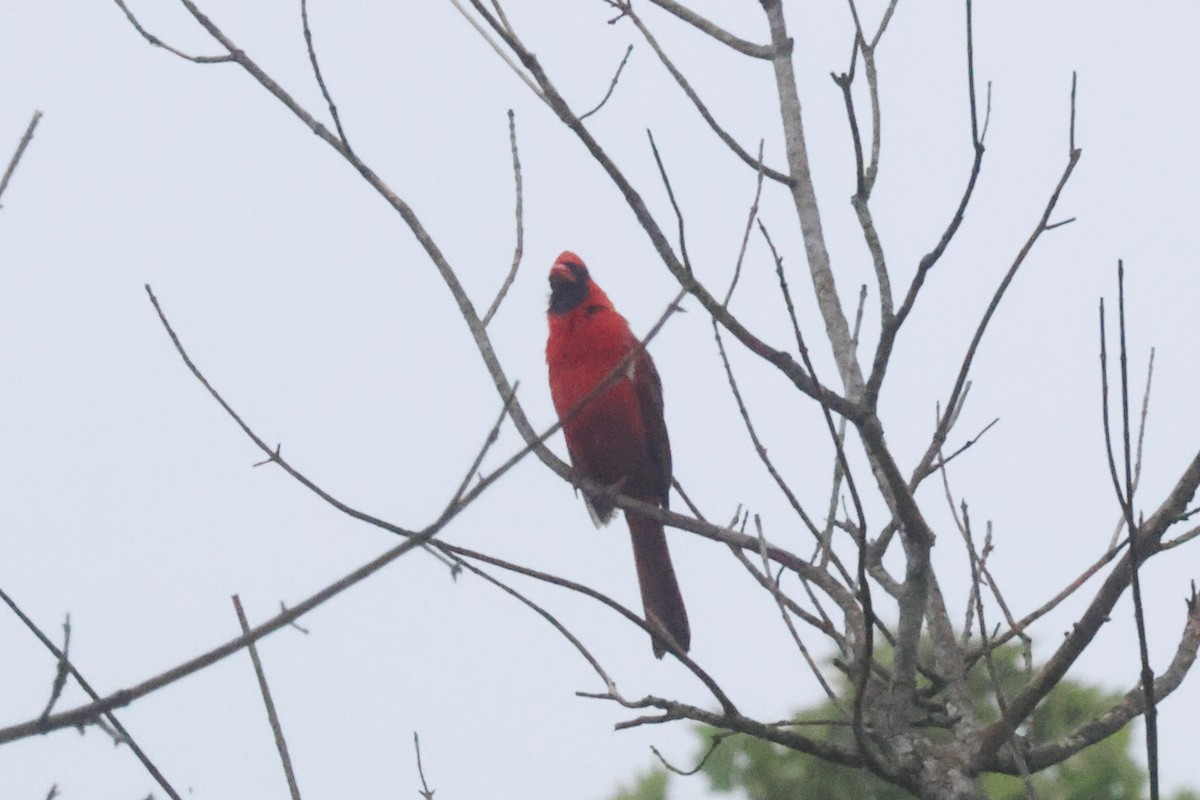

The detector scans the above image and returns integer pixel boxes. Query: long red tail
[627,512,690,658]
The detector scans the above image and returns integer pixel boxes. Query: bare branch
[579,44,633,120]
[652,731,731,776]
[459,3,863,421]
[1101,262,1159,797]
[723,140,766,306]
[444,381,519,512]
[974,446,1200,767]
[447,0,544,100]
[0,530,433,744]
[0,289,466,746]
[914,77,1082,483]
[971,538,1127,662]
[760,0,863,396]
[0,110,43,207]
[866,0,993,403]
[831,24,892,323]
[712,319,823,543]
[961,507,1038,797]
[300,0,352,151]
[724,531,847,652]
[413,732,436,800]
[1110,347,1155,548]
[758,219,888,777]
[449,554,619,694]
[991,587,1200,775]
[646,130,691,272]
[38,615,71,721]
[923,417,1000,478]
[618,6,790,184]
[831,38,865,196]
[640,0,773,59]
[819,285,869,564]
[148,270,756,712]
[1162,523,1200,551]
[578,692,867,771]
[0,586,182,798]
[753,516,848,713]
[110,0,231,62]
[233,596,303,800]
[447,539,736,714]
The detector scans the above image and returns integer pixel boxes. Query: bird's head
[548,251,592,314]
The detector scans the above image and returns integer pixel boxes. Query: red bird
[545,251,690,658]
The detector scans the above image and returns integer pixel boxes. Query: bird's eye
[566,262,588,281]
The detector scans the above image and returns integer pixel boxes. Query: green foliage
[610,768,669,800]
[605,643,1196,800]
[699,722,909,800]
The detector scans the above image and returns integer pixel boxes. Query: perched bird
[545,251,690,658]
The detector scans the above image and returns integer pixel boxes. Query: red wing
[633,348,672,507]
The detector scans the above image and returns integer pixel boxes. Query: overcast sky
[3,2,1199,798]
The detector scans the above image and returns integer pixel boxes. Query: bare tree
[4,3,1199,799]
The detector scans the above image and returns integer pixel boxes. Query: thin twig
[646,130,690,272]
[444,381,519,512]
[819,284,869,564]
[451,554,619,692]
[651,731,731,776]
[482,110,524,327]
[458,0,863,423]
[924,417,1000,476]
[712,320,822,543]
[414,732,435,800]
[0,110,43,207]
[866,0,990,401]
[0,586,182,798]
[962,510,1039,799]
[974,445,1200,766]
[448,536,737,712]
[0,528,434,744]
[280,602,310,634]
[155,279,740,707]
[0,285,520,745]
[233,596,303,800]
[914,73,1082,483]
[757,220,882,776]
[580,44,634,120]
[39,615,71,720]
[754,516,847,713]
[988,587,1200,775]
[723,140,767,306]
[1161,524,1200,551]
[720,524,843,644]
[617,5,789,184]
[1105,263,1158,799]
[109,0,231,62]
[300,0,352,151]
[148,282,515,576]
[640,0,772,58]
[150,274,762,711]
[1110,347,1155,548]
[970,538,1128,663]
[447,0,545,100]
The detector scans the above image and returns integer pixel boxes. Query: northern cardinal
[545,251,690,658]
